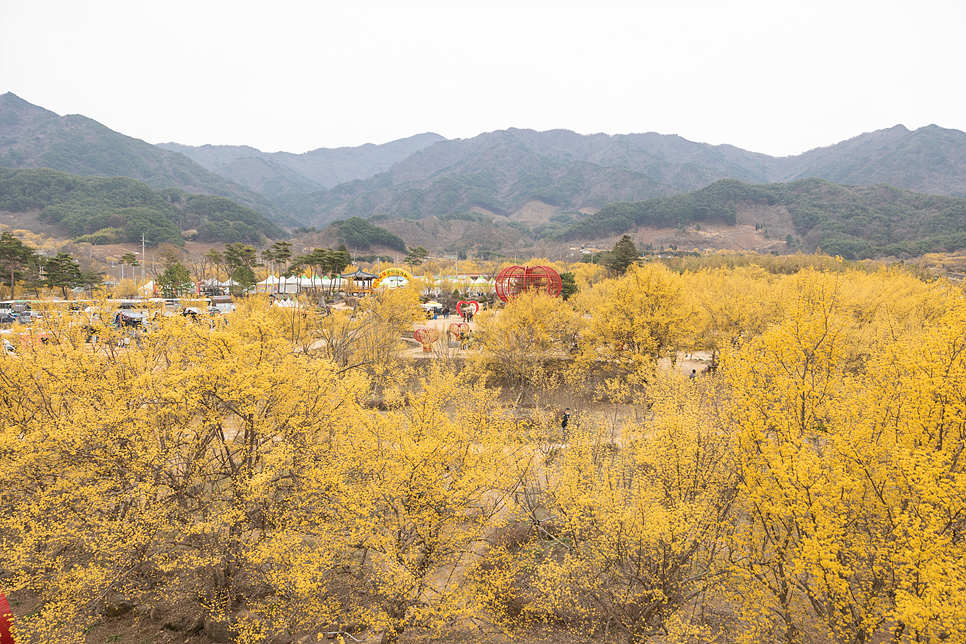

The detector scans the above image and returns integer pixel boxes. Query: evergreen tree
[119,252,140,268]
[327,249,352,277]
[262,240,293,274]
[608,235,640,275]
[43,252,83,298]
[157,243,182,270]
[405,246,429,272]
[204,249,224,282]
[560,271,579,300]
[156,262,195,297]
[118,252,141,287]
[79,269,105,298]
[230,265,257,293]
[0,232,37,298]
[224,243,261,293]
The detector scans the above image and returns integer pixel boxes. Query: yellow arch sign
[372,267,414,289]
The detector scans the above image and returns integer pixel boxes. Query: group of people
[425,306,477,323]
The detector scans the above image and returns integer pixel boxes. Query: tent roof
[343,269,378,279]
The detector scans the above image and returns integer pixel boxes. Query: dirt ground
[404,312,715,378]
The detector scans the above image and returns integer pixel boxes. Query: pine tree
[42,252,83,298]
[156,262,194,297]
[405,246,429,272]
[608,235,640,275]
[0,232,36,297]
[224,243,261,293]
[560,271,578,300]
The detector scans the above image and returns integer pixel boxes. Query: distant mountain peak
[157,132,447,191]
[0,92,300,227]
[3,92,965,240]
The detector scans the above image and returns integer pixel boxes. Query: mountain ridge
[0,166,285,246]
[156,132,446,191]
[0,92,303,227]
[3,92,966,261]
[250,123,965,229]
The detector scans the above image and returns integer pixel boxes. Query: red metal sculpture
[0,589,13,644]
[448,322,470,338]
[413,328,441,352]
[456,300,479,318]
[494,265,562,302]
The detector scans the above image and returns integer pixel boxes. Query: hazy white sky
[2,0,963,157]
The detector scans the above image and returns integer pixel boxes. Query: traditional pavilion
[342,268,378,292]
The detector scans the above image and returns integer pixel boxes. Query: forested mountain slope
[571,178,966,260]
[243,125,966,228]
[774,124,966,196]
[280,133,681,227]
[0,167,283,246]
[4,92,965,245]
[414,126,966,197]
[0,93,301,228]
[157,132,445,191]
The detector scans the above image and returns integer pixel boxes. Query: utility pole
[141,234,146,286]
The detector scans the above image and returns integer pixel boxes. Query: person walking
[561,408,571,440]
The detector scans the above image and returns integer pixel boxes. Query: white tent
[257,275,346,293]
[256,275,278,293]
[379,275,408,289]
[256,275,304,294]
[275,276,298,293]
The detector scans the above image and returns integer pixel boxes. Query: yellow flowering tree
[479,370,738,640]
[470,290,582,405]
[576,263,690,379]
[319,367,532,643]
[683,265,782,361]
[0,305,367,642]
[723,270,966,643]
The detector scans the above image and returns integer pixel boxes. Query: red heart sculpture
[456,300,479,317]
[414,328,441,352]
